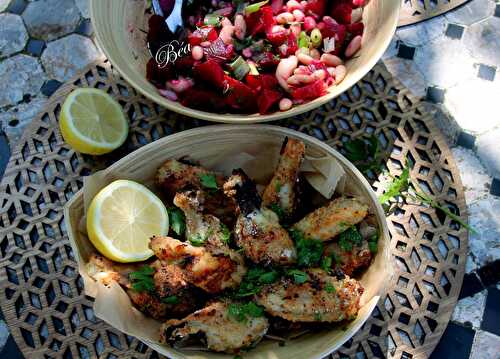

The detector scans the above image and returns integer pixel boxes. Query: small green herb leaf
[270,203,286,222]
[338,226,363,252]
[287,269,309,284]
[320,255,332,272]
[378,166,410,204]
[325,283,336,293]
[228,302,264,323]
[168,206,186,237]
[220,223,231,244]
[244,0,269,14]
[199,173,218,190]
[129,266,155,293]
[314,312,322,321]
[162,295,179,304]
[368,233,379,254]
[189,233,206,246]
[289,229,324,267]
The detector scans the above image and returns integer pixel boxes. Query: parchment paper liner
[64,125,392,359]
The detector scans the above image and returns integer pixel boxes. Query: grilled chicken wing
[161,301,269,353]
[262,138,305,218]
[224,169,297,266]
[150,236,246,293]
[324,241,372,277]
[255,269,364,322]
[87,254,197,319]
[174,190,229,248]
[156,159,235,224]
[293,197,368,241]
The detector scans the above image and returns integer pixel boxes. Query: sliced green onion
[248,62,259,75]
[244,0,269,14]
[298,31,311,49]
[229,56,250,80]
[204,13,223,26]
[310,28,322,48]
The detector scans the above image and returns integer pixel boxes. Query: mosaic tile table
[0,0,499,358]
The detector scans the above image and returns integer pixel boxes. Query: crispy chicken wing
[262,138,305,218]
[293,197,368,241]
[150,236,246,293]
[156,159,235,224]
[174,190,229,248]
[224,169,297,266]
[255,269,364,322]
[161,301,269,353]
[87,254,197,320]
[324,241,372,277]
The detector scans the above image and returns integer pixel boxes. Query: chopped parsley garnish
[129,266,155,293]
[286,269,309,284]
[270,203,286,222]
[228,302,264,323]
[338,226,363,252]
[199,173,218,190]
[235,267,280,297]
[368,233,379,254]
[162,295,179,304]
[220,223,231,244]
[343,135,382,176]
[325,283,336,293]
[189,233,206,246]
[168,206,185,237]
[314,312,322,321]
[275,181,282,192]
[289,229,324,267]
[320,255,333,273]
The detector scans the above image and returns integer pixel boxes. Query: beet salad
[146,0,367,115]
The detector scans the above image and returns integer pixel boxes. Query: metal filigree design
[0,59,467,359]
[399,0,469,26]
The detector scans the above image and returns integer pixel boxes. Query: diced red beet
[224,76,258,111]
[304,0,327,18]
[187,26,218,46]
[245,74,279,90]
[352,0,365,8]
[246,11,265,36]
[180,88,227,111]
[174,55,196,72]
[271,0,284,14]
[347,22,364,37]
[286,31,298,56]
[193,60,226,89]
[321,18,347,54]
[330,3,352,25]
[267,28,289,46]
[261,6,276,33]
[146,58,174,88]
[204,38,235,63]
[245,74,262,89]
[291,80,326,102]
[257,89,283,114]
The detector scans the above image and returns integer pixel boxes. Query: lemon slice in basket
[87,180,169,263]
[60,88,128,155]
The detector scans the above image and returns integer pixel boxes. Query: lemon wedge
[60,88,128,155]
[86,180,169,262]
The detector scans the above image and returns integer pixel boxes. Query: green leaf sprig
[129,266,155,293]
[344,135,382,176]
[168,206,186,237]
[228,302,265,323]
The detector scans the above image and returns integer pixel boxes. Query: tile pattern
[0,0,499,357]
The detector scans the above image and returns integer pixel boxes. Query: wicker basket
[64,125,391,359]
[90,0,400,123]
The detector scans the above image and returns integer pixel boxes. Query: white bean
[351,8,363,23]
[297,52,314,65]
[219,25,235,45]
[279,98,293,111]
[167,77,194,93]
[276,55,298,91]
[287,74,313,85]
[312,69,326,81]
[191,45,204,60]
[277,12,294,24]
[234,14,246,40]
[326,67,336,77]
[335,65,346,84]
[290,23,302,37]
[292,9,304,22]
[310,48,320,60]
[345,35,362,58]
[295,48,309,57]
[286,0,303,12]
[221,17,232,27]
[320,53,343,66]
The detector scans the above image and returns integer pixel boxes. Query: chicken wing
[255,269,364,322]
[161,301,269,353]
[292,197,368,241]
[324,241,372,277]
[150,236,246,293]
[156,159,235,224]
[224,169,297,266]
[87,254,198,320]
[173,190,230,248]
[262,138,305,218]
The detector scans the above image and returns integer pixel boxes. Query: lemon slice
[87,180,169,262]
[60,88,128,155]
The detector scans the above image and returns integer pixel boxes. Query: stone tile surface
[397,16,447,46]
[0,0,10,12]
[41,33,102,82]
[451,290,487,329]
[75,0,89,18]
[445,0,495,26]
[22,0,81,41]
[463,16,500,67]
[476,127,500,178]
[0,96,47,143]
[0,54,46,107]
[470,330,500,359]
[0,13,28,57]
[383,56,427,97]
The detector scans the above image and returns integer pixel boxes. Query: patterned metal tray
[0,59,468,359]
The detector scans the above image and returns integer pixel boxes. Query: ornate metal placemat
[399,0,469,26]
[0,59,468,359]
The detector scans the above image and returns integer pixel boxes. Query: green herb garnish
[378,166,410,205]
[162,295,179,304]
[286,269,309,284]
[129,266,155,293]
[325,283,336,293]
[290,229,324,267]
[320,255,333,273]
[168,206,186,237]
[244,0,268,14]
[229,56,250,80]
[338,226,363,252]
[199,173,218,190]
[344,135,382,176]
[368,233,379,254]
[235,267,280,297]
[204,13,223,26]
[220,223,231,244]
[228,302,264,323]
[189,233,206,246]
[314,312,322,321]
[270,203,286,222]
